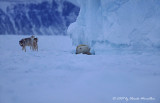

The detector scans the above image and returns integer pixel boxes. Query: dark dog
[33,38,38,51]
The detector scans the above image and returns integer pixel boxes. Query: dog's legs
[31,46,33,51]
[22,46,24,51]
[31,38,34,51]
[23,46,26,52]
[33,44,35,51]
[36,45,38,51]
[32,45,34,51]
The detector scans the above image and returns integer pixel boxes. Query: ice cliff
[68,0,160,52]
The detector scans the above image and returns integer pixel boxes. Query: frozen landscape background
[0,0,160,103]
[0,0,80,35]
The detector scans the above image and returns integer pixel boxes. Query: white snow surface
[0,35,160,103]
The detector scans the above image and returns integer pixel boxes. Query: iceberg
[68,0,160,53]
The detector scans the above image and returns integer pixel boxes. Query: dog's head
[31,35,35,38]
[19,39,24,47]
[34,38,38,42]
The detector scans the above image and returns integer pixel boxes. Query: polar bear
[76,45,91,55]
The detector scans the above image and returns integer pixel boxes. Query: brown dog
[19,36,38,52]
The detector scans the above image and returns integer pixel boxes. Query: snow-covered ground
[0,35,160,103]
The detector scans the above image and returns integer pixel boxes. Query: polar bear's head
[76,45,91,55]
